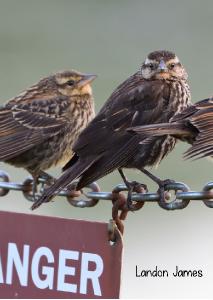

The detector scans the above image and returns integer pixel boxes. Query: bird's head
[141,50,187,80]
[54,70,97,97]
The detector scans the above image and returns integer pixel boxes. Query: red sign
[0,211,123,298]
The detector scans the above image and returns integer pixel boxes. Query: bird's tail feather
[31,157,98,210]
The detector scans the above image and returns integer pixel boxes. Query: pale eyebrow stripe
[144,58,158,64]
[166,57,180,64]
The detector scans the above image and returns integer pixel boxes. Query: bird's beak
[158,60,168,72]
[78,74,97,87]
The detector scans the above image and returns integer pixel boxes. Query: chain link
[0,170,212,211]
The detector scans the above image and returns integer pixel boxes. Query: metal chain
[0,170,212,211]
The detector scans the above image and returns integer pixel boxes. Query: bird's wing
[0,96,70,160]
[73,73,170,155]
[184,107,213,159]
[171,98,212,122]
[172,97,213,159]
[127,122,193,138]
[128,97,213,160]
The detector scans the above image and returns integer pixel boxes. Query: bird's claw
[126,181,148,211]
[26,172,56,203]
[157,179,175,204]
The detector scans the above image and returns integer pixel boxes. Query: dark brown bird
[32,50,192,210]
[129,97,213,159]
[0,70,96,197]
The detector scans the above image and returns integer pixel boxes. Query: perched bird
[0,70,96,197]
[129,97,213,159]
[32,50,192,210]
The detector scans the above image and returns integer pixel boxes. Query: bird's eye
[148,63,154,69]
[169,63,175,69]
[67,80,75,86]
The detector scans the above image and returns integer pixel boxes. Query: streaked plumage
[32,50,192,210]
[129,97,213,159]
[0,70,96,195]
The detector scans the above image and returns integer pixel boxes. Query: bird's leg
[140,168,175,204]
[38,171,56,186]
[31,174,39,201]
[118,168,148,210]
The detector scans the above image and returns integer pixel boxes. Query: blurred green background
[0,0,212,298]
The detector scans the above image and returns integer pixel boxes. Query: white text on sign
[0,243,104,296]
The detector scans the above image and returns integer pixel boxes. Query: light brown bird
[32,50,192,210]
[129,97,213,159]
[0,70,96,197]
